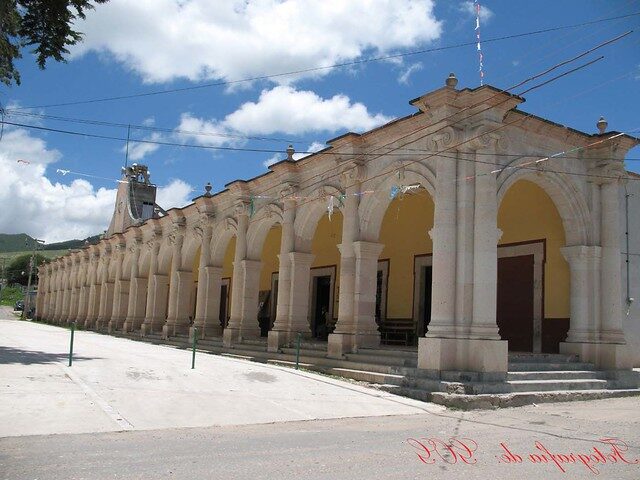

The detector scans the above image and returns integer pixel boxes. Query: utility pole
[22,238,44,320]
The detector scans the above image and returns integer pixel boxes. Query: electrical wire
[8,12,640,111]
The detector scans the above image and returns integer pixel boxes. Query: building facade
[35,75,640,381]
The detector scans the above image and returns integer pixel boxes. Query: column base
[418,337,508,376]
[140,319,165,337]
[267,330,311,352]
[560,341,632,369]
[84,318,96,329]
[223,326,261,346]
[327,332,380,358]
[95,319,108,331]
[107,318,125,333]
[123,317,144,333]
[190,324,223,341]
[162,322,189,339]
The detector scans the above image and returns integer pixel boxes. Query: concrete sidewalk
[0,312,442,437]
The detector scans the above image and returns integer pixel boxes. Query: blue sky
[1,0,639,242]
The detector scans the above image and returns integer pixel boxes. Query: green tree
[6,253,48,286]
[0,0,109,86]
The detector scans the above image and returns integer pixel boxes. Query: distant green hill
[0,233,102,253]
[0,233,35,253]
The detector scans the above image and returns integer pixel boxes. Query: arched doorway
[497,179,570,353]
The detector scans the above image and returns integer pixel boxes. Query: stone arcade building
[35,75,640,390]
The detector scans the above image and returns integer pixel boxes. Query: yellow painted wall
[222,237,236,279]
[259,225,282,291]
[192,247,201,279]
[498,180,569,318]
[379,191,434,319]
[311,211,343,317]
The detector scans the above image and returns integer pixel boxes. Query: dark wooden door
[497,255,534,352]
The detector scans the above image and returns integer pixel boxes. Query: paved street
[1,310,639,479]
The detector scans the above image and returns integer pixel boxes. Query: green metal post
[68,322,75,367]
[295,332,301,370]
[191,327,198,369]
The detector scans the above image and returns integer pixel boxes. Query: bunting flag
[475,0,484,85]
[327,195,335,220]
[249,195,256,218]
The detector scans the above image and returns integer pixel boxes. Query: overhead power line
[8,12,640,111]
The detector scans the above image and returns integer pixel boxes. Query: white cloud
[263,141,325,168]
[459,1,494,22]
[156,179,193,209]
[123,131,163,161]
[71,0,442,85]
[178,86,391,149]
[398,62,423,84]
[0,127,193,242]
[225,86,391,135]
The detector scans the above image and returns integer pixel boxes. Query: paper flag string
[249,196,256,218]
[474,0,484,85]
[327,195,335,221]
[56,169,70,175]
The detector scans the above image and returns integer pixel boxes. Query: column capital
[587,161,627,185]
[288,251,315,266]
[560,245,602,263]
[352,241,385,259]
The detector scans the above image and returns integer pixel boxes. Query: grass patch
[0,286,23,307]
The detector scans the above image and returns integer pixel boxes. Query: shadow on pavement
[0,346,100,365]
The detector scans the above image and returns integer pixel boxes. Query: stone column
[286,252,315,332]
[141,238,166,336]
[53,263,63,323]
[85,253,100,329]
[108,242,129,333]
[61,259,72,324]
[268,192,298,352]
[418,134,507,379]
[74,254,89,324]
[96,248,114,331]
[600,180,625,343]
[561,246,601,343]
[163,224,193,338]
[192,217,223,339]
[223,204,248,346]
[426,155,458,337]
[123,239,146,332]
[328,164,362,358]
[561,171,630,369]
[350,241,384,347]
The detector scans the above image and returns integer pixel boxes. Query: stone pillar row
[33,145,631,373]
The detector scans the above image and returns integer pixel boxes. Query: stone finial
[597,116,608,134]
[445,72,458,88]
[286,144,295,161]
[204,182,212,197]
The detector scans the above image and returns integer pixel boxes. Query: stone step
[431,389,640,409]
[506,379,610,392]
[508,362,595,372]
[344,353,417,367]
[358,347,418,360]
[508,353,580,363]
[281,347,327,359]
[507,370,606,381]
[242,338,269,346]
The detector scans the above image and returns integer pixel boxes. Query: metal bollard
[295,332,302,370]
[191,327,198,369]
[68,322,75,367]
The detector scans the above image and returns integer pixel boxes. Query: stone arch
[157,240,173,275]
[246,203,283,260]
[211,220,237,266]
[180,229,201,271]
[359,167,436,242]
[294,184,344,252]
[497,169,591,246]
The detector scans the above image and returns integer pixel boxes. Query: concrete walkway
[0,310,443,437]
